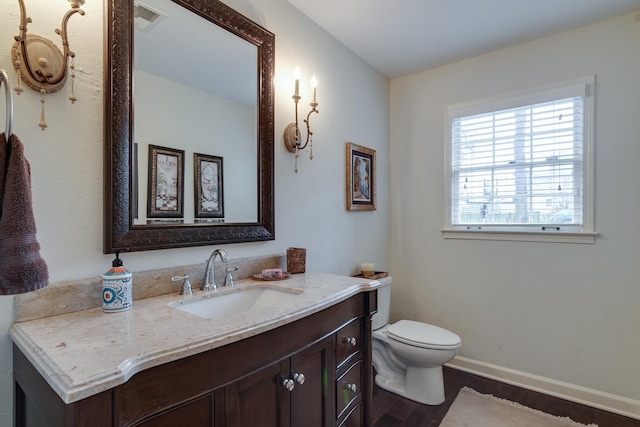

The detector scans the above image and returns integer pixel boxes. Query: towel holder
[0,69,13,139]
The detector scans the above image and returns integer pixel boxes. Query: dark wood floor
[372,366,640,427]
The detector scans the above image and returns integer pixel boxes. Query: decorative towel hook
[0,69,14,139]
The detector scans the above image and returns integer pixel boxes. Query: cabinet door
[228,360,290,427]
[290,336,334,427]
[228,336,334,427]
[135,396,214,427]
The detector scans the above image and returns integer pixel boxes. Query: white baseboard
[446,356,640,421]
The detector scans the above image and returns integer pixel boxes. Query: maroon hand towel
[0,132,48,295]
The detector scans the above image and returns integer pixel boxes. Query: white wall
[390,11,640,403]
[0,0,390,425]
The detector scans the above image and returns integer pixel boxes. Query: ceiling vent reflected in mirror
[134,2,166,32]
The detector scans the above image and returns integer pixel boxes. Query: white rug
[440,387,598,427]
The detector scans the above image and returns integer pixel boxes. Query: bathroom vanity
[11,273,379,427]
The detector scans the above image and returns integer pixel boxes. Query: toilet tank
[371,276,392,330]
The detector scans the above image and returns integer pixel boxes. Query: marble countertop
[10,272,380,404]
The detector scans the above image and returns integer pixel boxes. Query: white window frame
[442,76,597,244]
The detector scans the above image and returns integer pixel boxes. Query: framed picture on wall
[346,142,376,211]
[147,145,185,218]
[194,153,224,218]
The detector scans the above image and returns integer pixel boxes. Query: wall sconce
[11,0,86,130]
[283,66,319,172]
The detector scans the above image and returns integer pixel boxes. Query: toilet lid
[387,320,461,350]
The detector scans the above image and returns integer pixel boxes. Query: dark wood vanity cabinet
[232,335,333,427]
[14,291,377,427]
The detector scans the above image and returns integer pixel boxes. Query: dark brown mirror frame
[104,0,275,253]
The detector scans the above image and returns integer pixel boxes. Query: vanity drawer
[338,402,362,427]
[336,360,361,418]
[336,318,361,369]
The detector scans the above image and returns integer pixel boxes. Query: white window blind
[444,77,595,241]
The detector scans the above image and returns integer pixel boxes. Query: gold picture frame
[346,142,376,211]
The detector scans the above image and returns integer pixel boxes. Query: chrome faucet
[202,249,228,291]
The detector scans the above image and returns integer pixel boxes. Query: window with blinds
[444,77,595,241]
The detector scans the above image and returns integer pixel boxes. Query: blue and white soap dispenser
[102,251,133,312]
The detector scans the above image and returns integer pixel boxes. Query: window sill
[441,229,598,244]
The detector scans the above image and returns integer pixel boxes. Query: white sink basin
[169,286,302,319]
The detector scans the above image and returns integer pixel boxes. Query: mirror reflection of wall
[133,0,258,225]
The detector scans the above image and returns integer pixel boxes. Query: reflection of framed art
[133,143,138,219]
[346,142,376,211]
[147,145,184,218]
[194,153,224,218]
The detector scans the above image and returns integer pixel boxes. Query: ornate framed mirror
[104,0,275,253]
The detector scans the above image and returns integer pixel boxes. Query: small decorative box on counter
[286,247,306,274]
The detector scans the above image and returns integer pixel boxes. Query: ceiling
[135,0,257,106]
[286,0,640,78]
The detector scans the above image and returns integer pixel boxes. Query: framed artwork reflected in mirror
[147,145,185,218]
[194,152,224,219]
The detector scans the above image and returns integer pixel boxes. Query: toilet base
[372,322,460,406]
[375,365,445,405]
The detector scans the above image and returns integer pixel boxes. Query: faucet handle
[172,274,192,296]
[224,265,239,287]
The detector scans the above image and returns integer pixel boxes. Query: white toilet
[372,276,461,405]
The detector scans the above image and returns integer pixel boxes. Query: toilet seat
[386,320,461,350]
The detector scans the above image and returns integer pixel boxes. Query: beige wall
[0,0,390,424]
[390,11,640,404]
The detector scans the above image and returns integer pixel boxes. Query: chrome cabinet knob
[281,377,295,392]
[344,337,357,346]
[292,372,305,385]
[344,383,357,393]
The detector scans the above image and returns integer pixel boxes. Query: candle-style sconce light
[283,66,319,172]
[11,0,86,130]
